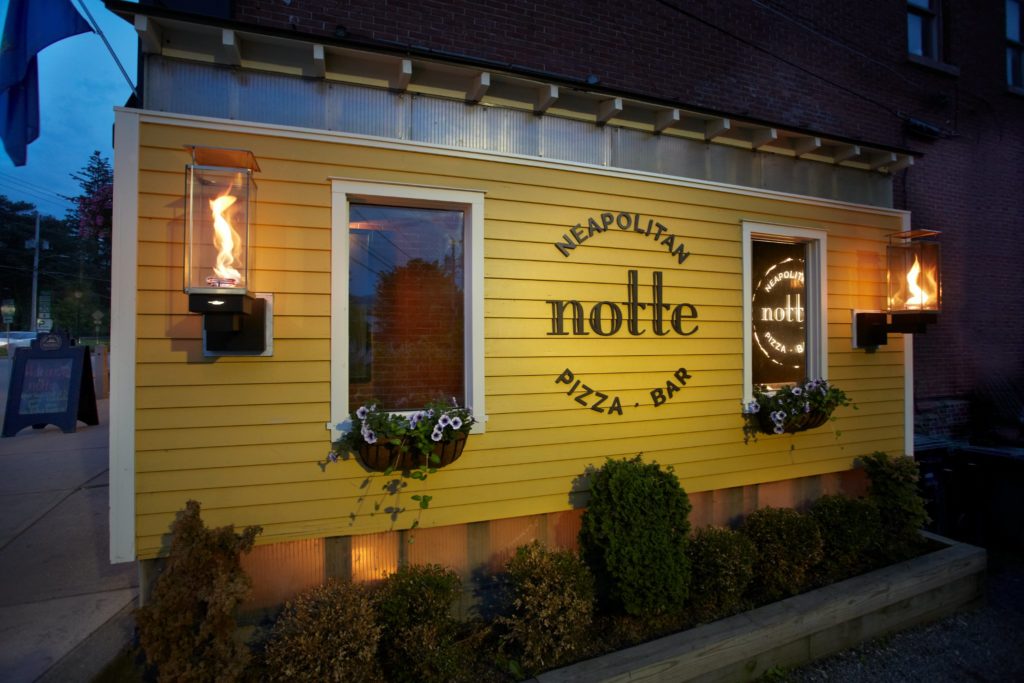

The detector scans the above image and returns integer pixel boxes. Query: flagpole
[73,0,139,101]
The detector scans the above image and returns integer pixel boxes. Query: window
[743,223,827,399]
[331,180,485,434]
[1008,0,1023,87]
[907,0,942,61]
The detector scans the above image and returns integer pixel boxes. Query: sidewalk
[0,395,137,682]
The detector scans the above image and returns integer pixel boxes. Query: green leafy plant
[261,579,381,682]
[740,506,823,604]
[685,526,756,622]
[135,500,261,683]
[377,564,467,683]
[579,455,692,617]
[498,542,595,675]
[743,378,854,442]
[860,451,930,563]
[808,494,882,584]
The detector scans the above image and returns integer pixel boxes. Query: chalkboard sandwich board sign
[2,332,99,437]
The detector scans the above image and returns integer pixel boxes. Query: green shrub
[377,564,465,683]
[261,579,381,682]
[860,451,930,562]
[685,526,756,622]
[740,506,823,604]
[498,542,595,674]
[579,455,692,617]
[808,494,882,584]
[135,500,261,683]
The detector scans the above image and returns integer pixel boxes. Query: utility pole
[29,211,40,333]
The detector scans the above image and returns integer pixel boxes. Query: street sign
[38,292,51,319]
[37,318,53,332]
[1,299,14,324]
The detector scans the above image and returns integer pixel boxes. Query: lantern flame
[905,256,926,307]
[206,190,242,287]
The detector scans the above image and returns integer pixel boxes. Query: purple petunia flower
[327,451,338,463]
[356,405,369,420]
[748,401,761,413]
[431,428,443,442]
[792,387,803,396]
[438,414,452,428]
[364,430,377,445]
[450,416,462,430]
[773,425,785,434]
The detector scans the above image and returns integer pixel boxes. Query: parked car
[0,331,37,354]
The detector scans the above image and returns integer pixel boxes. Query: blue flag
[0,0,93,166]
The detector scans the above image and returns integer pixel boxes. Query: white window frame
[329,178,486,439]
[742,221,828,403]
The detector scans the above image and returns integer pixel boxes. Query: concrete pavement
[0,367,137,682]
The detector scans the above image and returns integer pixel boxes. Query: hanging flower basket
[756,409,830,435]
[331,400,476,473]
[355,433,468,472]
[742,379,854,443]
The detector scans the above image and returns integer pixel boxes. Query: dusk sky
[0,0,137,217]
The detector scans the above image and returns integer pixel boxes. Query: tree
[62,151,113,337]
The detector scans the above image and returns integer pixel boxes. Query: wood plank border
[537,532,985,683]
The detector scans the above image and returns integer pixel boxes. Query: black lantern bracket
[852,308,939,351]
[190,291,274,357]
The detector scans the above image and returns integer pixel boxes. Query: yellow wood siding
[133,120,905,558]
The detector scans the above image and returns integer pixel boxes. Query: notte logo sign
[547,212,700,417]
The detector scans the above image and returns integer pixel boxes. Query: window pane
[349,204,465,411]
[908,0,931,8]
[908,13,925,56]
[1009,0,1021,42]
[751,241,807,388]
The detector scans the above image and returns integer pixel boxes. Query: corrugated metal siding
[132,118,906,558]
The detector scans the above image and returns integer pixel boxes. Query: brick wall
[228,1,1024,408]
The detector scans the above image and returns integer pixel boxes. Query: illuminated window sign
[751,240,807,387]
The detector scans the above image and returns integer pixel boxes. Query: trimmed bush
[740,506,823,604]
[262,579,381,682]
[685,526,756,622]
[860,451,930,562]
[499,542,595,674]
[378,564,465,683]
[579,456,693,617]
[135,500,261,683]
[808,494,882,584]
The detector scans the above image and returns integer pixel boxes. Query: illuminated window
[1008,0,1023,87]
[908,0,942,61]
[743,223,828,397]
[330,180,485,434]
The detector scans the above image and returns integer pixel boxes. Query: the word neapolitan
[553,211,691,264]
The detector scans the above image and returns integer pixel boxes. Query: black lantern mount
[853,229,941,351]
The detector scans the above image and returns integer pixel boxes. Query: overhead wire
[650,0,903,119]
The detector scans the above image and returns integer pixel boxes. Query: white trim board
[110,109,140,563]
